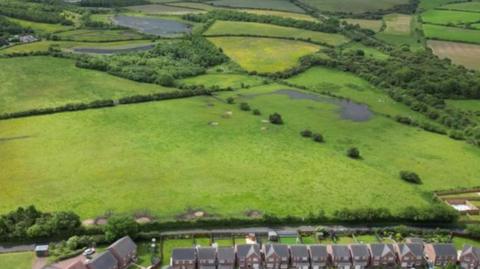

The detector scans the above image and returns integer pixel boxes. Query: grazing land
[237,9,317,21]
[54,29,147,42]
[128,4,206,15]
[207,37,321,73]
[0,252,34,269]
[440,1,480,12]
[383,14,412,35]
[421,10,480,26]
[423,24,480,44]
[179,73,266,89]
[299,0,410,13]
[207,0,305,13]
[418,0,455,11]
[428,40,480,70]
[343,19,383,32]
[204,21,348,46]
[1,84,480,219]
[5,17,72,34]
[0,56,175,113]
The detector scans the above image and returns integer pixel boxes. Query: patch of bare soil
[245,210,263,218]
[176,208,211,221]
[82,219,95,226]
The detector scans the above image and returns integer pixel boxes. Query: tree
[312,133,324,143]
[347,147,360,159]
[300,129,312,138]
[399,171,422,184]
[104,215,138,242]
[269,113,283,125]
[226,97,235,104]
[252,109,261,116]
[239,102,251,111]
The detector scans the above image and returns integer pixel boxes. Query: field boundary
[203,33,334,47]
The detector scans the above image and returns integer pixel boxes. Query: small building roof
[108,236,137,259]
[277,231,298,237]
[462,245,480,259]
[290,245,309,258]
[429,243,457,257]
[86,251,118,269]
[264,244,289,258]
[172,248,196,261]
[349,244,369,257]
[309,245,328,258]
[217,247,235,260]
[35,245,49,251]
[331,245,351,258]
[369,244,395,257]
[236,244,260,258]
[197,247,216,260]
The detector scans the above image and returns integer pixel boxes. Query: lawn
[195,237,211,246]
[136,241,159,267]
[208,0,305,13]
[162,239,194,265]
[204,21,348,46]
[343,18,383,32]
[452,236,480,249]
[440,1,480,12]
[301,235,317,244]
[423,24,480,44]
[335,236,354,244]
[0,252,34,269]
[1,83,480,219]
[428,40,480,70]
[207,37,321,73]
[55,29,147,42]
[355,235,379,244]
[421,10,480,26]
[0,56,176,114]
[279,237,300,244]
[179,73,266,89]
[5,17,73,34]
[213,238,234,246]
[299,0,409,13]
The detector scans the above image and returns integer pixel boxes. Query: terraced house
[262,244,289,269]
[460,245,480,269]
[349,244,370,269]
[236,244,262,269]
[424,243,457,267]
[309,245,329,269]
[328,245,352,269]
[197,247,217,269]
[368,243,396,268]
[217,247,236,269]
[290,245,310,269]
[172,248,197,269]
[395,243,425,268]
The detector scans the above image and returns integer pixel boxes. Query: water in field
[112,15,191,36]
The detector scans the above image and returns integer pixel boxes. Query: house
[328,245,352,269]
[65,260,88,269]
[171,248,197,269]
[108,236,137,269]
[459,245,480,269]
[424,243,457,267]
[349,244,370,269]
[290,245,310,269]
[86,251,119,269]
[368,244,396,268]
[268,231,279,242]
[217,247,236,269]
[236,244,262,269]
[309,245,329,269]
[262,244,289,269]
[35,245,49,257]
[197,247,217,269]
[395,243,425,268]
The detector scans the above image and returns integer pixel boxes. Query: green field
[204,21,348,46]
[179,73,265,89]
[440,1,480,12]
[446,99,480,112]
[421,10,480,26]
[5,17,73,34]
[55,29,146,42]
[0,56,175,114]
[128,4,206,15]
[90,14,113,24]
[208,0,305,13]
[1,83,480,219]
[238,9,317,21]
[423,24,480,44]
[0,252,34,269]
[355,235,379,243]
[207,37,321,73]
[453,236,480,249]
[343,18,383,32]
[299,0,409,13]
[419,0,455,10]
[376,14,423,50]
[383,14,412,35]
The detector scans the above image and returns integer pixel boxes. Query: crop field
[128,4,206,15]
[440,1,480,12]
[204,21,348,46]
[299,0,409,13]
[383,14,412,35]
[428,40,480,70]
[421,10,480,26]
[55,29,147,42]
[377,14,423,50]
[238,9,317,21]
[343,19,383,32]
[0,56,175,113]
[423,24,480,44]
[419,0,455,11]
[5,17,73,34]
[208,0,305,13]
[179,73,266,89]
[0,252,34,269]
[1,83,480,219]
[207,37,321,73]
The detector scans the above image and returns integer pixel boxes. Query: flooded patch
[113,15,191,36]
[73,44,155,54]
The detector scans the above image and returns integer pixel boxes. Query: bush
[104,215,139,242]
[226,97,235,104]
[300,129,313,138]
[239,102,251,111]
[400,171,422,184]
[466,224,480,238]
[312,133,324,143]
[347,147,360,159]
[252,109,261,116]
[269,113,283,125]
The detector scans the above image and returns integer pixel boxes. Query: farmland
[423,24,480,44]
[207,37,321,73]
[5,17,72,34]
[207,0,305,13]
[128,4,206,15]
[179,73,266,89]
[54,29,147,42]
[421,10,480,26]
[298,0,410,13]
[204,21,348,46]
[428,40,480,70]
[440,1,480,12]
[343,19,383,32]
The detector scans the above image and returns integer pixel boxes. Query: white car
[83,248,96,257]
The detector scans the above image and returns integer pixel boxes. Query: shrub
[400,171,422,184]
[252,109,261,116]
[347,147,360,159]
[466,224,480,238]
[300,129,313,138]
[269,113,283,125]
[104,215,139,242]
[239,102,251,111]
[312,133,324,143]
[226,97,235,104]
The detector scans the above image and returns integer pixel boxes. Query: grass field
[421,10,480,26]
[0,56,175,113]
[355,235,379,243]
[440,1,480,12]
[423,24,480,44]
[55,29,147,42]
[128,4,205,15]
[0,252,34,269]
[90,14,113,24]
[377,14,424,50]
[204,21,348,46]
[419,0,455,10]
[1,83,480,219]
[453,236,480,249]
[179,73,266,89]
[428,40,480,70]
[238,9,317,21]
[208,0,305,13]
[383,14,412,35]
[208,37,321,73]
[5,17,73,34]
[299,0,409,13]
[446,99,480,112]
[343,18,383,32]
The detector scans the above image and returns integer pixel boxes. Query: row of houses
[171,242,480,269]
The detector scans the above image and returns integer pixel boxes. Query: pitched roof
[217,247,235,260]
[405,238,424,244]
[197,247,216,260]
[331,245,351,258]
[430,244,457,257]
[309,245,328,258]
[264,244,289,258]
[172,248,196,261]
[349,244,369,257]
[65,260,88,269]
[108,236,137,259]
[290,245,309,258]
[86,251,118,269]
[462,245,480,259]
[397,243,423,257]
[369,244,395,257]
[237,244,260,258]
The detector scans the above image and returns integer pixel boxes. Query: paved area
[0,243,34,253]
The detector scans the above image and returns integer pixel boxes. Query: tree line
[0,1,73,25]
[0,15,32,46]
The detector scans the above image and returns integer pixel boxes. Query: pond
[112,15,191,36]
[73,44,155,54]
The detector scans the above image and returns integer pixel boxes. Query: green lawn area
[279,237,300,244]
[204,21,349,46]
[136,241,158,267]
[336,236,354,244]
[207,37,321,73]
[423,24,480,44]
[453,236,480,249]
[214,238,234,246]
[301,235,317,244]
[446,99,480,112]
[162,239,194,265]
[55,29,147,42]
[440,1,480,12]
[299,0,409,13]
[195,237,211,246]
[0,56,176,114]
[421,10,480,26]
[179,73,266,89]
[1,83,480,219]
[355,234,379,243]
[0,252,34,269]
[5,17,73,34]
[208,0,305,13]
[343,18,383,32]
